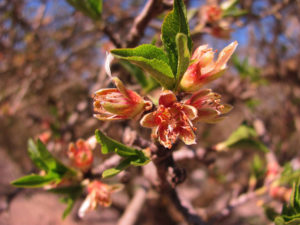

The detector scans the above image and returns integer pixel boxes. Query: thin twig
[125,0,164,47]
[117,185,149,225]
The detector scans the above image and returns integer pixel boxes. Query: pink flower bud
[93,77,152,120]
[68,139,93,171]
[180,41,238,92]
[78,181,122,218]
[185,89,232,123]
[140,91,197,149]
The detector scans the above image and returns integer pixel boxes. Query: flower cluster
[201,4,232,39]
[93,42,237,149]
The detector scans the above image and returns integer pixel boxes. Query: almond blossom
[93,77,152,120]
[140,91,197,149]
[78,181,122,218]
[180,41,238,92]
[185,89,232,123]
[68,139,93,171]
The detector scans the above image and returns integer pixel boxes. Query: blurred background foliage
[1,0,300,224]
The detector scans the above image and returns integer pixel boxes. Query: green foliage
[112,0,192,91]
[119,60,160,93]
[67,0,102,21]
[49,185,83,219]
[232,55,266,84]
[215,124,269,152]
[275,181,300,225]
[280,163,300,186]
[111,44,175,89]
[161,0,192,75]
[95,130,150,178]
[11,139,76,188]
[11,174,59,188]
[175,33,190,87]
[251,154,267,180]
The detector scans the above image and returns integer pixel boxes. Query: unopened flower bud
[93,78,152,120]
[68,139,93,171]
[185,89,232,123]
[180,41,238,92]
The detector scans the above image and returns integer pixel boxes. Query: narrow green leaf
[50,185,82,219]
[175,33,190,86]
[111,45,175,89]
[95,129,139,155]
[28,139,49,171]
[215,124,269,152]
[114,148,139,157]
[102,158,132,178]
[67,0,102,21]
[62,197,75,219]
[28,139,75,176]
[161,0,192,75]
[130,156,150,166]
[11,174,58,188]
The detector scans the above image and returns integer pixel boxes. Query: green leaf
[28,139,75,176]
[274,181,300,224]
[102,158,132,178]
[11,174,58,188]
[67,0,102,21]
[95,129,140,154]
[275,217,286,225]
[161,0,192,75]
[214,124,269,152]
[279,163,300,186]
[120,60,160,93]
[251,154,266,180]
[175,33,190,86]
[50,185,83,219]
[111,45,175,89]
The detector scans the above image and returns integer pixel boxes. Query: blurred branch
[125,0,167,47]
[117,185,149,225]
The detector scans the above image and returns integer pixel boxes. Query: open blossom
[68,139,93,171]
[78,181,122,218]
[140,91,197,149]
[180,41,238,92]
[93,77,152,120]
[185,89,232,123]
[203,4,223,23]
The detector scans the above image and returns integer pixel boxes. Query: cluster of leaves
[111,0,192,91]
[11,139,76,188]
[274,181,300,225]
[232,54,266,84]
[11,140,82,218]
[95,130,150,178]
